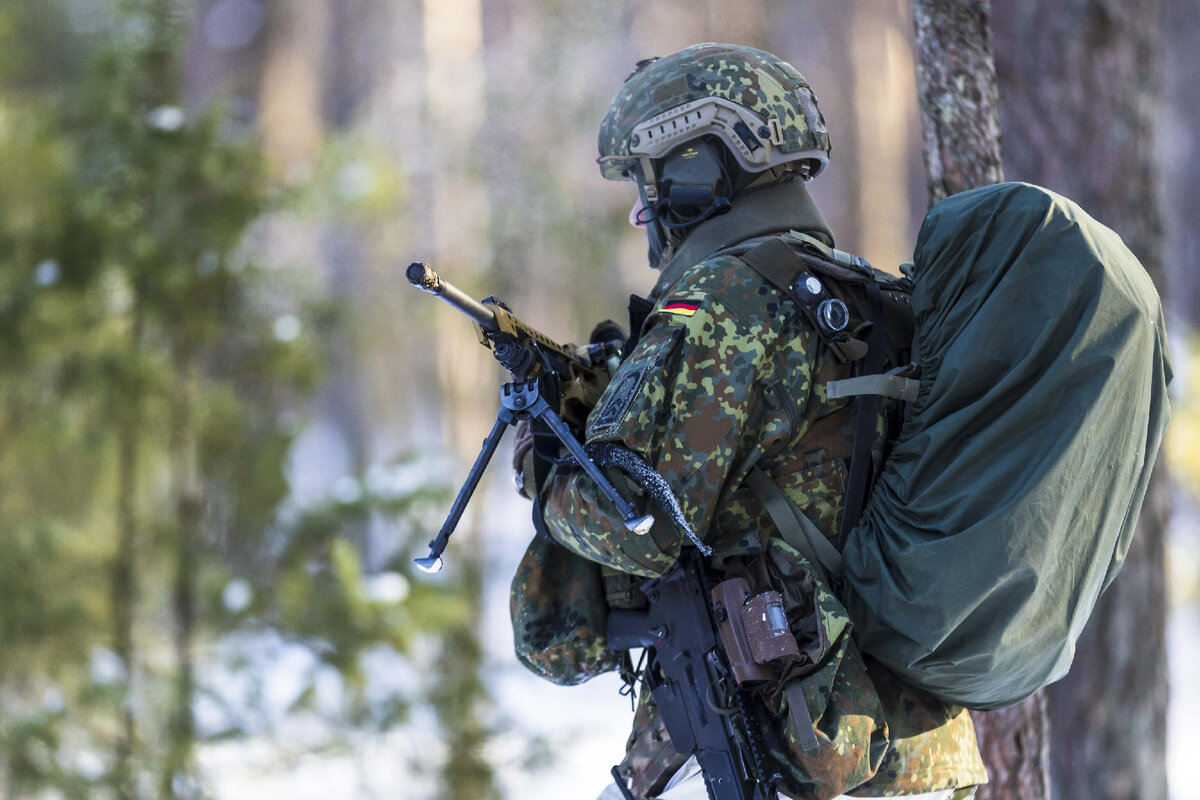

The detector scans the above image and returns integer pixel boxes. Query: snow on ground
[198,436,1200,800]
[199,460,631,800]
[1169,605,1200,800]
[484,476,633,800]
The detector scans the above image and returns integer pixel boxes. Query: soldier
[510,44,987,800]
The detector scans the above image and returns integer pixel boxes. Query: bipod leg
[512,381,654,535]
[413,406,515,573]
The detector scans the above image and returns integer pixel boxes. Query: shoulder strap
[784,229,874,274]
[739,235,910,548]
[838,283,886,548]
[741,235,919,550]
[745,467,843,582]
[739,237,809,293]
[739,238,869,363]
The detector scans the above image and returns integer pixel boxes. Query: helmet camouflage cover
[598,43,831,186]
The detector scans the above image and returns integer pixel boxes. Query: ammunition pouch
[608,550,889,800]
[752,545,889,798]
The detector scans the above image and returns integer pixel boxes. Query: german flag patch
[660,300,701,317]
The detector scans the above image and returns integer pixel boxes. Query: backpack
[739,182,1171,710]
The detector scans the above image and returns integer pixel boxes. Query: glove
[589,318,628,348]
[589,319,628,375]
[512,416,536,499]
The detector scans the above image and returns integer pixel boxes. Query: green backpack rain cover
[841,182,1172,710]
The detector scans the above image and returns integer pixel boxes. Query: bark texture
[912,3,1051,798]
[993,4,1170,798]
[912,0,1003,205]
[972,694,1052,800]
[1160,0,1200,326]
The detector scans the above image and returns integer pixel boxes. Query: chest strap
[827,370,920,402]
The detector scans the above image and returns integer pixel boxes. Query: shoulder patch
[587,365,649,440]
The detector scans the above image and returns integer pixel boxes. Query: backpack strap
[738,235,902,548]
[739,238,869,363]
[784,229,874,274]
[746,467,843,582]
[827,369,920,402]
[838,283,887,548]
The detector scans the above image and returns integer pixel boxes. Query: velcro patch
[587,365,649,439]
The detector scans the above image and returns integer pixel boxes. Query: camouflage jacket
[510,182,987,798]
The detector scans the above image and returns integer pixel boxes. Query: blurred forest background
[0,1,1197,799]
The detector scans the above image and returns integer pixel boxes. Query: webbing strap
[783,680,821,755]
[739,238,868,363]
[838,282,886,548]
[785,229,872,272]
[745,468,842,581]
[827,372,920,402]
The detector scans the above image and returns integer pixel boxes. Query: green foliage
[0,2,456,796]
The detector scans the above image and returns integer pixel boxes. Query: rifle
[607,548,787,800]
[406,262,654,572]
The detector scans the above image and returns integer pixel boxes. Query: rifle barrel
[406,262,496,327]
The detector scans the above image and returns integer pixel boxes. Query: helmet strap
[638,157,659,203]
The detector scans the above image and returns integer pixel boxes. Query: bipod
[413,377,653,573]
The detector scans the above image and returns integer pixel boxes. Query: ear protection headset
[634,138,734,266]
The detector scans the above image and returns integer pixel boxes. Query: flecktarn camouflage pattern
[598,43,831,182]
[510,182,986,796]
[509,531,622,685]
[516,230,984,796]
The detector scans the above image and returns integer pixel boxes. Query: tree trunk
[258,0,328,181]
[912,0,1003,205]
[424,0,498,797]
[911,3,1052,799]
[850,1,920,269]
[992,3,1170,800]
[112,431,138,800]
[112,312,143,800]
[163,356,201,799]
[1160,0,1200,328]
[971,694,1052,800]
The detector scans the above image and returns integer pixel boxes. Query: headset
[634,137,735,266]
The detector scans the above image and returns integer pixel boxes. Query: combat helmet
[598,43,831,197]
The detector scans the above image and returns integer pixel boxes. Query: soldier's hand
[589,319,628,376]
[512,416,536,499]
